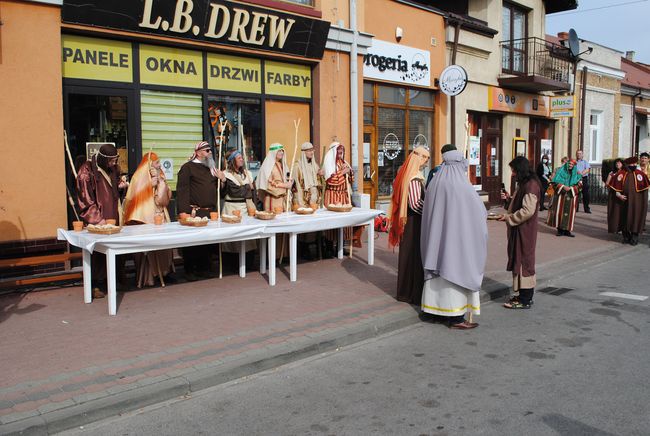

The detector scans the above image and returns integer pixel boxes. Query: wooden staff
[145,144,166,287]
[217,121,227,279]
[63,130,81,221]
[239,123,249,171]
[285,119,301,212]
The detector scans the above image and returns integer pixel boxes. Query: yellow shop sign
[208,53,261,94]
[264,61,311,98]
[139,45,203,88]
[62,35,133,83]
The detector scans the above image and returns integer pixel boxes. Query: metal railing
[501,37,572,83]
[586,165,608,204]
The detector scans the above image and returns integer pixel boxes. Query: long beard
[202,156,217,171]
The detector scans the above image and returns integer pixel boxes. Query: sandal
[449,321,479,329]
[503,301,531,309]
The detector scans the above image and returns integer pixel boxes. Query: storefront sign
[488,87,549,117]
[62,35,133,82]
[139,45,203,88]
[363,40,430,87]
[439,65,468,96]
[550,95,575,118]
[265,61,311,98]
[208,53,261,93]
[61,0,330,59]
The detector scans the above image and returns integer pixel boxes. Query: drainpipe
[631,90,641,156]
[578,66,588,152]
[349,0,359,200]
[450,21,461,145]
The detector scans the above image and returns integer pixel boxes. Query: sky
[546,0,650,64]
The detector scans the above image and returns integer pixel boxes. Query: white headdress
[257,143,288,190]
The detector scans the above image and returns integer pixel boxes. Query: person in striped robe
[322,142,353,206]
[388,146,430,304]
[547,159,582,237]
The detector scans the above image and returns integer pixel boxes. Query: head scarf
[93,144,120,199]
[420,149,488,292]
[388,146,430,248]
[189,141,211,161]
[122,152,170,224]
[322,142,344,180]
[552,160,582,186]
[297,143,320,191]
[257,143,288,191]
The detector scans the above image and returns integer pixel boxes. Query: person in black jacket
[536,154,552,211]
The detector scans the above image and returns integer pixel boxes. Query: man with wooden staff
[176,140,224,281]
[76,144,129,298]
[292,142,324,259]
[292,142,324,209]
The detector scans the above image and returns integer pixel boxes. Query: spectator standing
[536,154,552,211]
[575,150,591,213]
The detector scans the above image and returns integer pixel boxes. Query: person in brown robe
[76,144,128,297]
[607,156,650,245]
[176,141,222,280]
[605,158,624,234]
[388,147,430,305]
[499,156,541,309]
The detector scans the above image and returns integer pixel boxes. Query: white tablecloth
[58,208,382,253]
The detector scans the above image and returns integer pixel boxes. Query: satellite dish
[568,28,580,58]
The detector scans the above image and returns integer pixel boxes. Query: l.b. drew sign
[62,0,330,59]
[363,40,430,87]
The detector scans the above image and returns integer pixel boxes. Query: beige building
[619,54,650,157]
[430,0,576,201]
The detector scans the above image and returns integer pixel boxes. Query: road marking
[599,292,648,301]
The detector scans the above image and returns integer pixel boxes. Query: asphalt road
[60,252,650,436]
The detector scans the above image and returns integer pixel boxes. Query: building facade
[619,54,650,157]
[432,0,576,202]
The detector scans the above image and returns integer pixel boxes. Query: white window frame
[588,110,602,163]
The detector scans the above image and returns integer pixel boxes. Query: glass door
[63,86,137,225]
[363,127,377,208]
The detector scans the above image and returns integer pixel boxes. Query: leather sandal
[449,321,478,329]
[92,287,106,299]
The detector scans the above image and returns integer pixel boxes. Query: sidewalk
[0,204,645,435]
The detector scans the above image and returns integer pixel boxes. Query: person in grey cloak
[420,144,488,329]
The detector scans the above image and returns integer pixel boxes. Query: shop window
[409,89,434,107]
[281,0,314,5]
[363,82,374,102]
[377,108,406,197]
[67,94,130,176]
[408,110,433,151]
[363,106,374,125]
[378,85,406,105]
[208,95,263,179]
[141,90,203,190]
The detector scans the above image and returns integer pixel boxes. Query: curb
[0,310,420,436]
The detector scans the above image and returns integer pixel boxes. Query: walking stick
[63,130,81,221]
[286,119,301,212]
[217,120,227,279]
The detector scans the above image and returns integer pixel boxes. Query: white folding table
[58,218,274,315]
[262,208,382,282]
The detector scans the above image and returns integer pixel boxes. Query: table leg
[289,233,297,282]
[239,240,246,278]
[367,219,375,266]
[106,250,117,316]
[260,238,267,274]
[338,228,344,259]
[82,250,92,304]
[268,235,276,286]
